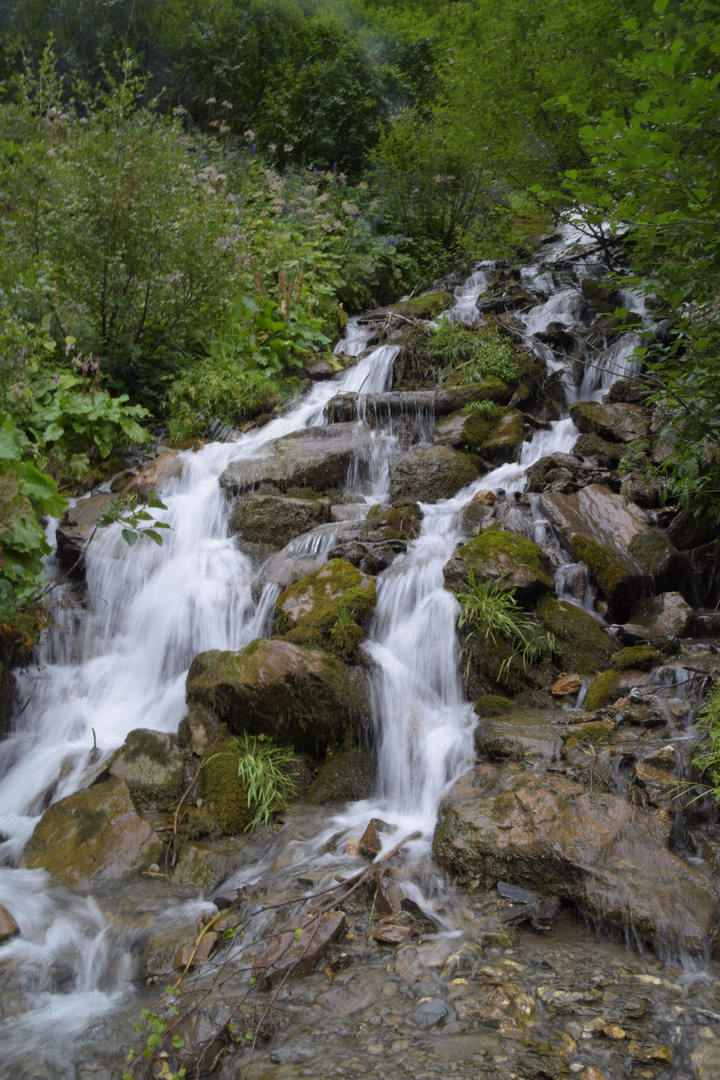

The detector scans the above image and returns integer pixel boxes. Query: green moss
[563,720,614,751]
[198,743,253,836]
[569,535,631,605]
[610,645,662,671]
[365,502,421,540]
[473,694,513,718]
[275,558,377,650]
[458,529,552,590]
[537,598,614,675]
[307,748,377,803]
[584,669,623,711]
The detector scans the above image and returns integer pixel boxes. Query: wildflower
[317,192,329,204]
[244,129,256,139]
[222,100,233,109]
[284,143,294,153]
[219,123,230,133]
[173,105,188,116]
[206,97,217,105]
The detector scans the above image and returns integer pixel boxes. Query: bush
[428,322,519,384]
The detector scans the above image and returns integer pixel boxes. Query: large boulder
[433,764,720,957]
[482,409,528,464]
[540,484,682,618]
[24,777,164,889]
[569,401,651,443]
[218,423,382,496]
[388,445,479,503]
[55,493,115,577]
[186,640,370,754]
[623,591,695,641]
[444,528,552,601]
[118,450,184,498]
[307,748,377,804]
[275,558,377,656]
[327,501,422,575]
[229,492,331,550]
[537,598,615,675]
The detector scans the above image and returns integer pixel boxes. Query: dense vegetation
[1,0,718,672]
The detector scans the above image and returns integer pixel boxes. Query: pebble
[366,1043,384,1056]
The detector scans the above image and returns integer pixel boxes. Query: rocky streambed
[2,228,720,1079]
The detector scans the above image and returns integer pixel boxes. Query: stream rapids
[2,226,720,1080]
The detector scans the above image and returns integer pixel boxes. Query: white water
[0,224,650,1068]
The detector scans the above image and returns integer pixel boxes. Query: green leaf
[121,529,138,546]
[653,0,669,12]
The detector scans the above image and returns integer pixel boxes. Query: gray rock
[228,493,331,549]
[388,445,479,503]
[124,729,185,809]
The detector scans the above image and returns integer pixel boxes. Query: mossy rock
[573,432,623,469]
[446,528,552,601]
[473,695,512,718]
[228,493,331,550]
[275,558,376,658]
[537,598,614,675]
[186,640,370,755]
[570,535,635,612]
[306,748,377,804]
[364,501,422,541]
[198,742,255,835]
[610,645,662,671]
[388,444,479,503]
[24,778,164,888]
[627,530,677,578]
[434,408,499,454]
[385,291,454,320]
[124,729,186,810]
[563,720,614,752]
[584,669,623,710]
[482,409,528,464]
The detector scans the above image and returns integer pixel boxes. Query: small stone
[0,904,20,943]
[472,489,496,506]
[603,1025,626,1040]
[373,922,411,946]
[359,818,393,859]
[552,674,582,696]
[174,931,218,970]
[632,1045,672,1065]
[579,1069,610,1080]
[410,996,449,1029]
[366,1043,384,1056]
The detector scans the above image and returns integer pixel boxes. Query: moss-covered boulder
[434,408,501,454]
[474,710,564,763]
[219,422,380,496]
[432,763,720,956]
[327,501,422,575]
[482,409,528,464]
[444,528,553,601]
[307,748,377,804]
[186,640,369,755]
[369,291,454,321]
[541,484,682,619]
[388,445,479,503]
[124,729,185,810]
[24,778,164,889]
[537,598,614,675]
[569,401,651,444]
[610,645,662,671]
[573,432,623,469]
[473,695,512,718]
[173,838,250,890]
[228,493,331,550]
[275,558,377,656]
[584,669,623,710]
[197,741,255,835]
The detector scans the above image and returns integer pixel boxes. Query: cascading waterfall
[0,225,670,1075]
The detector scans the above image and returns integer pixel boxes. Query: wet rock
[326,501,422,575]
[541,485,682,618]
[186,640,369,755]
[219,422,381,496]
[306,748,377,803]
[24,777,164,888]
[666,508,720,551]
[252,910,346,987]
[610,645,662,671]
[574,431,624,469]
[633,763,682,812]
[477,288,541,316]
[551,674,582,696]
[409,996,449,1029]
[388,444,479,503]
[303,360,335,379]
[174,931,218,970]
[433,763,720,956]
[580,1069,610,1080]
[478,982,536,1029]
[642,743,678,771]
[483,408,529,463]
[142,917,206,981]
[228,493,331,549]
[373,922,412,946]
[359,818,392,859]
[123,728,185,810]
[275,558,376,655]
[0,904,19,942]
[474,710,564,764]
[474,694,512,717]
[120,450,184,497]
[316,973,379,1014]
[606,378,648,405]
[55,493,115,577]
[176,703,223,758]
[569,401,651,443]
[444,528,552,601]
[624,592,694,641]
[537,598,615,675]
[173,839,250,890]
[691,1040,720,1079]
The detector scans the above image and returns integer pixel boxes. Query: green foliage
[693,681,720,800]
[456,573,556,685]
[428,323,519,385]
[97,493,171,548]
[203,733,299,834]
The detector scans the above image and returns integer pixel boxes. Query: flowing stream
[2,227,719,1079]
